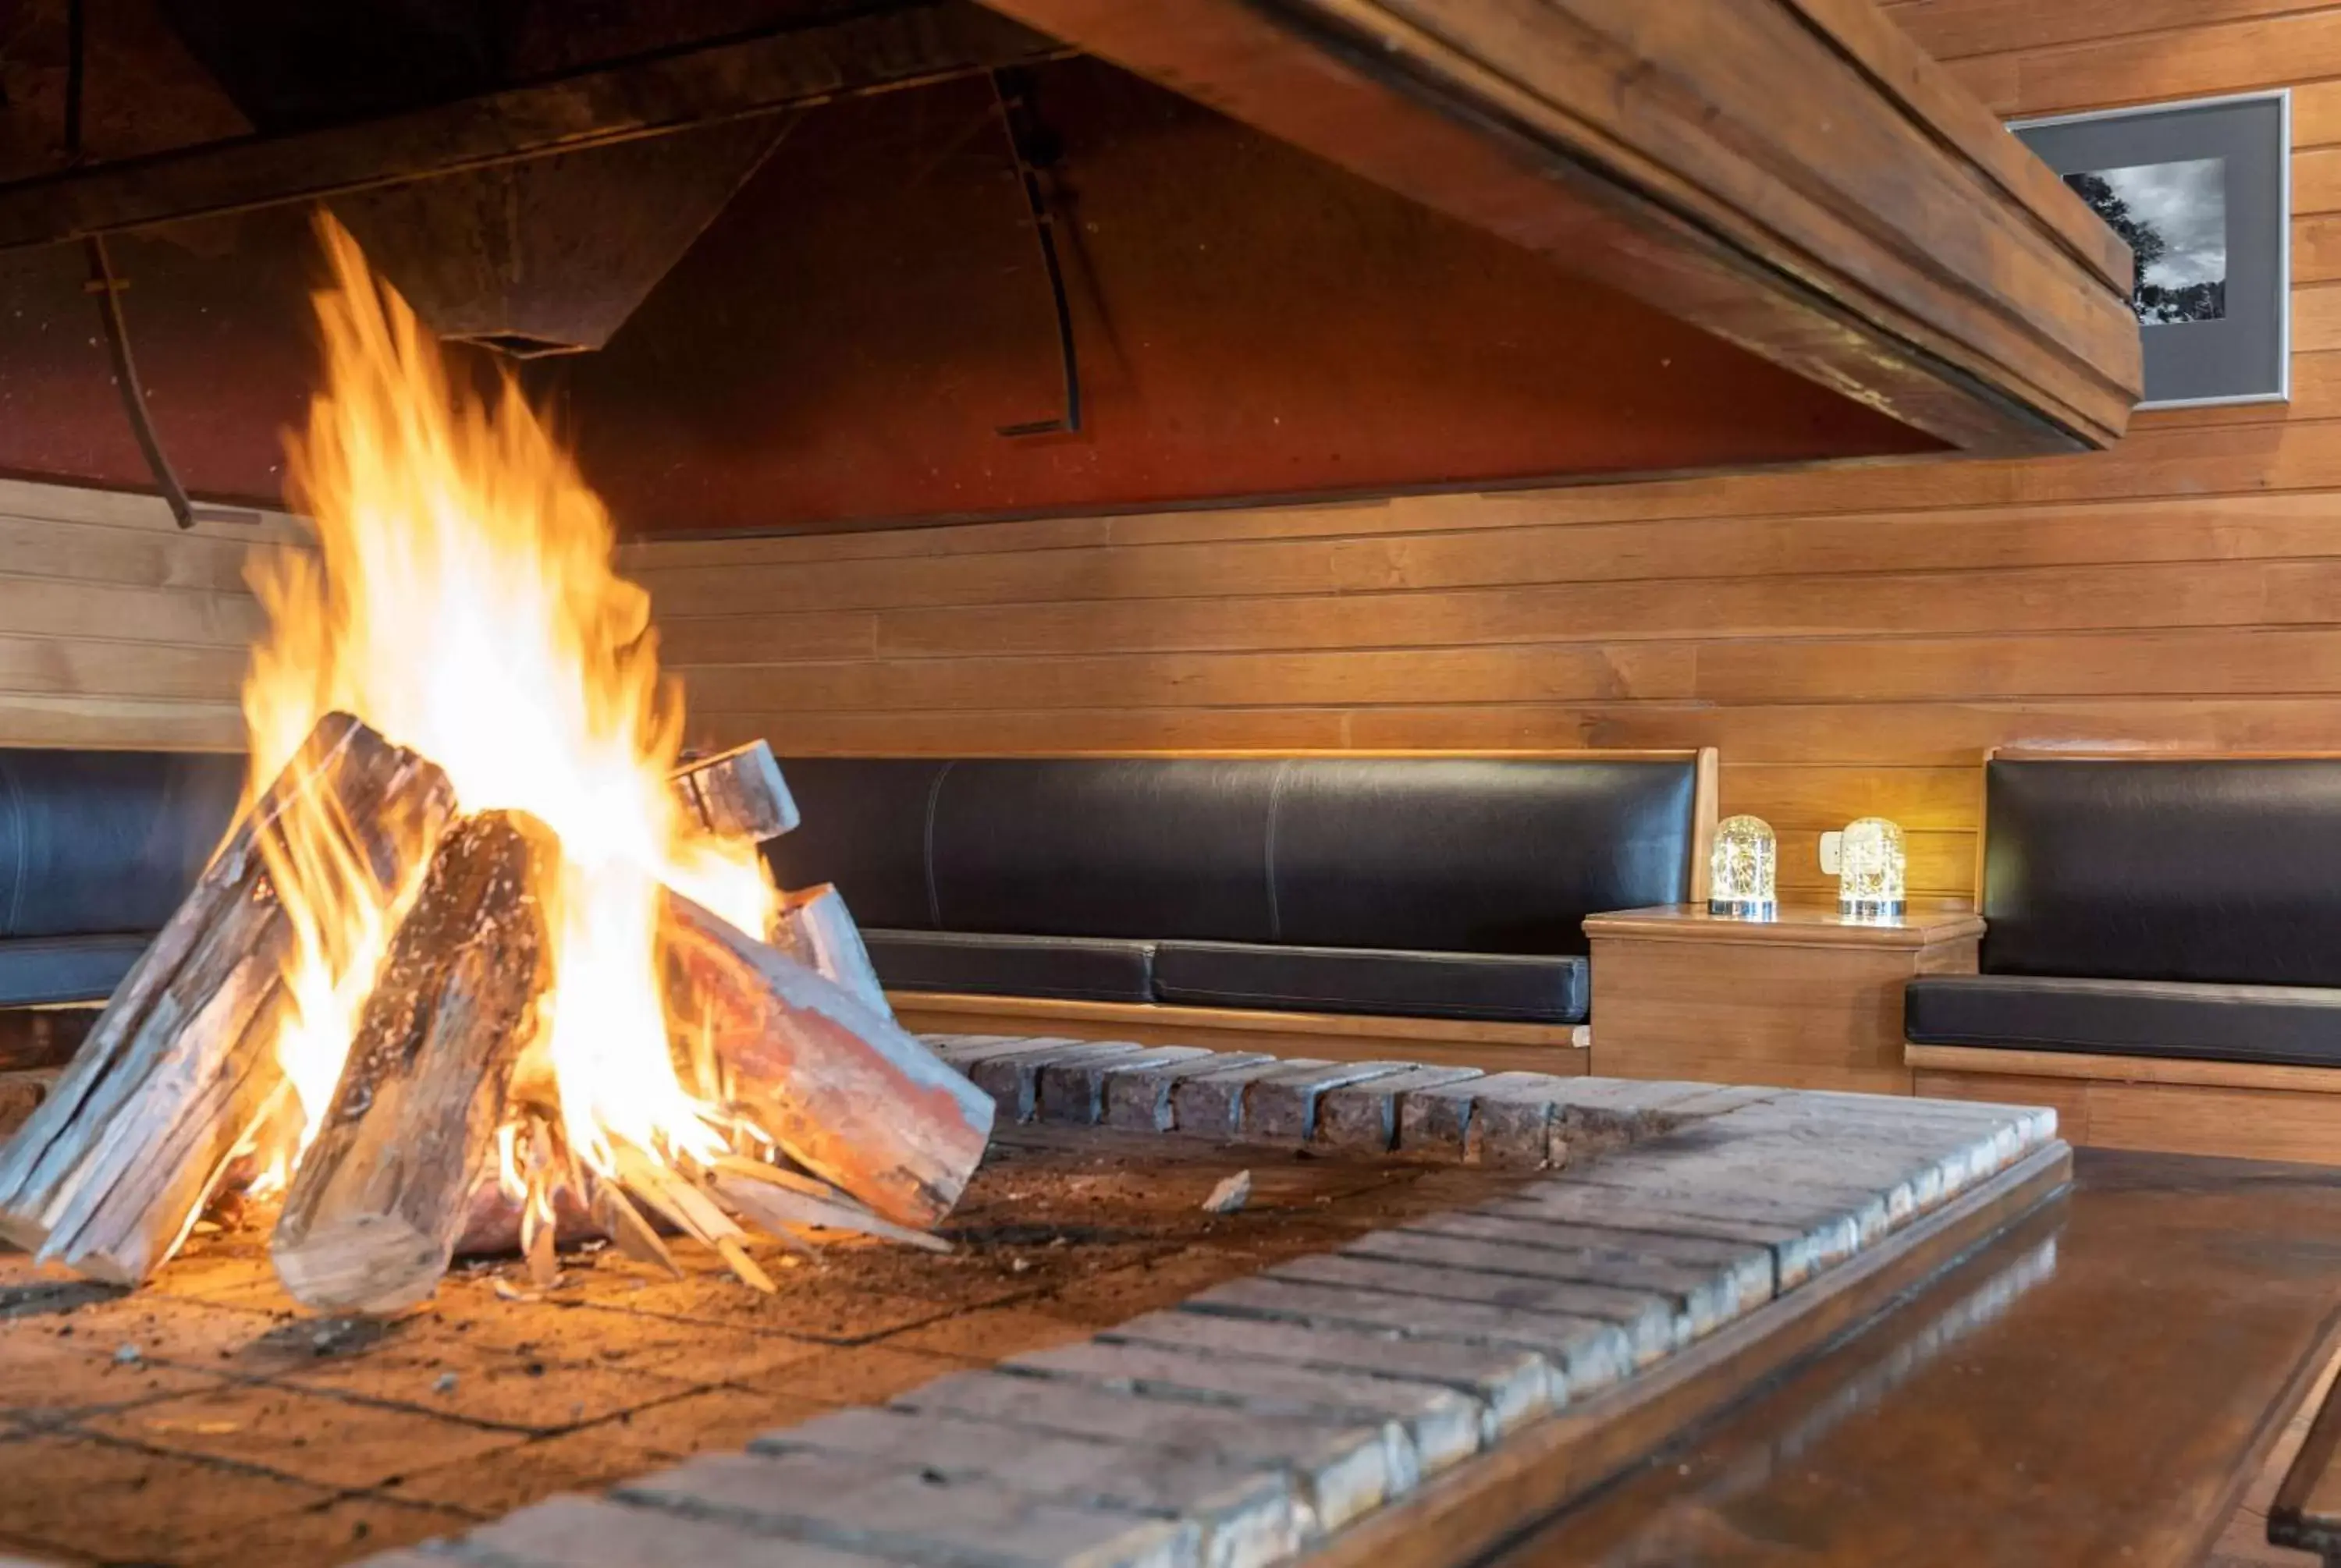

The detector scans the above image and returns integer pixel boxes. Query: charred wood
[0,714,455,1285]
[272,811,557,1314]
[659,892,990,1230]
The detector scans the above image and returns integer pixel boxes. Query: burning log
[712,1156,951,1254]
[0,714,455,1285]
[661,892,992,1230]
[673,740,799,842]
[273,811,559,1314]
[772,885,891,1020]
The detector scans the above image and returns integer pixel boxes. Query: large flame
[242,216,773,1183]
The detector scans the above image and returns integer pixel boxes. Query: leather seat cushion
[768,754,1699,959]
[861,930,1156,1003]
[0,750,242,938]
[1980,758,2341,988]
[0,933,152,1007]
[1153,940,1588,1024]
[929,759,1281,942]
[1906,974,2341,1067]
[1267,758,1696,956]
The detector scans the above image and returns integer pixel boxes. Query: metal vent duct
[327,118,789,357]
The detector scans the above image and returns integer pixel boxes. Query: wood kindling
[673,739,800,843]
[0,711,456,1285]
[0,715,989,1307]
[272,810,559,1315]
[660,889,995,1232]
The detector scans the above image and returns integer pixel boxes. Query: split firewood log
[660,891,991,1230]
[272,811,559,1314]
[0,714,455,1285]
[771,884,891,1020]
[673,740,798,842]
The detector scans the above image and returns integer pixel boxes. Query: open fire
[0,218,993,1312]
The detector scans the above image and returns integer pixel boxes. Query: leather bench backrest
[1983,757,2341,987]
[768,755,1697,956]
[0,750,243,937]
[763,759,951,929]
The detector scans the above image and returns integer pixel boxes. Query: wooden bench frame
[883,746,1714,1076]
[1910,748,2341,1165]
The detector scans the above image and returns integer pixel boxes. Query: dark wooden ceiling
[0,0,2134,534]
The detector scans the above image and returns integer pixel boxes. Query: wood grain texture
[638,0,2341,919]
[978,0,2139,452]
[659,893,995,1227]
[1914,1065,2341,1165]
[1908,1045,2341,1094]
[272,810,556,1315]
[0,479,298,750]
[0,714,456,1284]
[1587,917,1980,1093]
[1583,905,1986,950]
[2271,1346,2341,1555]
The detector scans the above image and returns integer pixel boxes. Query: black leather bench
[1906,757,2341,1067]
[0,749,243,1008]
[764,754,1713,1027]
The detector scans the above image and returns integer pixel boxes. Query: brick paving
[0,1033,2059,1567]
[364,1038,2053,1568]
[0,1121,1515,1567]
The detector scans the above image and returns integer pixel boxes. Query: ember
[0,217,993,1312]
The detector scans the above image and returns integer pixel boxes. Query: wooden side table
[1582,904,1985,1094]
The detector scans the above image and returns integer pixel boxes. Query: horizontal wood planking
[0,482,290,750]
[1915,1067,2341,1165]
[1938,9,2341,116]
[1881,0,2329,63]
[647,10,2341,911]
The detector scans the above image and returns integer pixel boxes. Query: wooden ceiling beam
[0,2,1064,251]
[975,0,2144,455]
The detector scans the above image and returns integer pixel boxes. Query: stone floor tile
[1242,1062,1419,1145]
[1007,1336,1486,1474]
[617,1449,1195,1568]
[1171,1059,1333,1140]
[1098,1310,1554,1440]
[1102,1055,1274,1133]
[73,1378,528,1491]
[1314,1067,1483,1155]
[280,1346,703,1432]
[894,1370,1395,1533]
[0,1429,334,1563]
[754,1406,1300,1568]
[581,1385,836,1462]
[0,1332,230,1426]
[447,1494,908,1568]
[973,1042,1154,1124]
[724,1344,975,1409]
[176,1495,476,1568]
[1039,1048,1213,1126]
[380,1425,677,1517]
[876,1304,1096,1363]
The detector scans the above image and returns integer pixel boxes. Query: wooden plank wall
[20,5,2336,888]
[626,3,2341,906]
[0,479,285,751]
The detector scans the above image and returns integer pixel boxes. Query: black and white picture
[2063,159,2227,325]
[2016,92,2289,408]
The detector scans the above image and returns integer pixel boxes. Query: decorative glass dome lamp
[1838,817,1907,921]
[1708,814,1778,920]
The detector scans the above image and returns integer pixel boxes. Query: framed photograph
[2012,90,2290,410]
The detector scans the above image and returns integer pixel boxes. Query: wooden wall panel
[0,479,282,750]
[619,3,2341,905]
